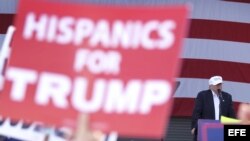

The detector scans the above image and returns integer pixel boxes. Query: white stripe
[158,0,250,23]
[190,1,250,23]
[182,39,250,64]
[2,37,247,100]
[1,0,250,23]
[0,0,18,14]
[0,34,5,50]
[175,78,250,103]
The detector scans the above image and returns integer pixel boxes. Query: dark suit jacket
[191,89,235,130]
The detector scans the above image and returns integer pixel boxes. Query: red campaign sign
[0,0,189,138]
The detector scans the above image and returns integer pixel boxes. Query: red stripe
[223,0,250,4]
[171,98,240,117]
[189,19,250,43]
[179,59,250,83]
[0,14,250,43]
[0,14,15,34]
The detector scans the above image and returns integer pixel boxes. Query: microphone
[217,89,224,102]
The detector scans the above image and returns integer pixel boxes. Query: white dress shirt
[212,90,220,120]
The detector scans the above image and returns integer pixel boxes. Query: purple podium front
[198,119,223,141]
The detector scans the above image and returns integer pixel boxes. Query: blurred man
[238,103,250,124]
[191,76,235,141]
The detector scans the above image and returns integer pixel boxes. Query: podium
[197,119,223,141]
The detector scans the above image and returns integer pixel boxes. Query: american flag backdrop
[0,0,250,118]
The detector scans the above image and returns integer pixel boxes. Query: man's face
[211,83,222,92]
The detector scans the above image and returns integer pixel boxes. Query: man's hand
[72,114,104,141]
[191,128,195,135]
[238,103,250,124]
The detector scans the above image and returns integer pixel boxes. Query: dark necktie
[218,94,223,119]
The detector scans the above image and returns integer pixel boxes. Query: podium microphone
[218,89,224,102]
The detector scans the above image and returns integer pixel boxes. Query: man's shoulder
[197,90,211,97]
[222,91,232,96]
[198,89,210,94]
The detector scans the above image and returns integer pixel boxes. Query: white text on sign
[23,12,176,50]
[74,49,121,75]
[6,67,172,114]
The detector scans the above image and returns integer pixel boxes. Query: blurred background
[0,0,250,141]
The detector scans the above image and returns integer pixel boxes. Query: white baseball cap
[208,76,223,85]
